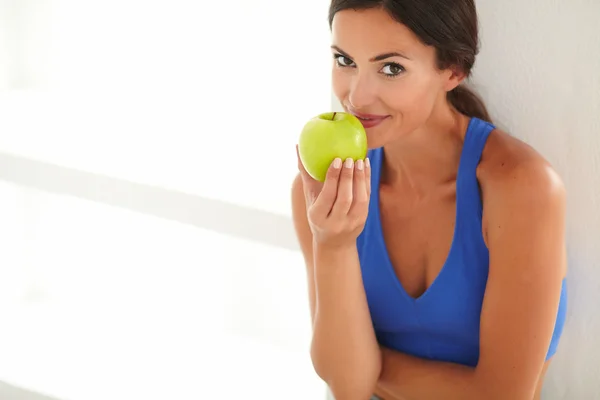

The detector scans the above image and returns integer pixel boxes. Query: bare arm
[291,155,381,400]
[375,160,567,400]
[312,242,381,399]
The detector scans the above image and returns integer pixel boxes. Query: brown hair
[328,0,492,123]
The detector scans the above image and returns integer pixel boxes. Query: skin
[291,7,566,400]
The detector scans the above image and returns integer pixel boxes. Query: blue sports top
[356,117,567,367]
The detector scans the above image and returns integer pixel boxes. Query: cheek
[331,69,350,102]
[386,75,440,123]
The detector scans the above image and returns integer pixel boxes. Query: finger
[329,158,354,218]
[311,158,342,215]
[349,159,369,219]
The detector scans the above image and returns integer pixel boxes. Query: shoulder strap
[456,117,496,220]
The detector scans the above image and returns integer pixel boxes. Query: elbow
[310,340,381,400]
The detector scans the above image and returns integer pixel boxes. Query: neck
[381,104,470,195]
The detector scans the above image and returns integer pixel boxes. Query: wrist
[313,239,357,258]
[312,240,359,277]
[313,236,356,254]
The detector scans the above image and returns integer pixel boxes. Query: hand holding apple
[295,112,371,248]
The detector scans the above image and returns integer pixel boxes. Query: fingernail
[333,158,342,169]
[356,159,364,170]
[345,158,354,168]
[365,157,371,168]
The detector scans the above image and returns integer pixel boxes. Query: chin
[366,133,385,150]
[365,126,399,150]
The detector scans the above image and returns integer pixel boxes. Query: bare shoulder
[478,128,565,202]
[477,128,566,246]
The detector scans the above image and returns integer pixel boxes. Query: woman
[291,1,567,399]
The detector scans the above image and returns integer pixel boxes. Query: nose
[348,73,377,110]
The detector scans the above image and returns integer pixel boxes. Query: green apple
[298,112,368,182]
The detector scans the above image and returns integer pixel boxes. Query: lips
[347,108,390,128]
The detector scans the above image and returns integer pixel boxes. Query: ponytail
[447,84,492,123]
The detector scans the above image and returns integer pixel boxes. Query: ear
[443,66,467,92]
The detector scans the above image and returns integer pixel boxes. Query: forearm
[378,348,489,400]
[311,241,381,399]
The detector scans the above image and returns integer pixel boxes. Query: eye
[334,54,355,67]
[381,63,405,77]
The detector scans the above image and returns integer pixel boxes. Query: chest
[378,185,457,299]
[357,188,490,336]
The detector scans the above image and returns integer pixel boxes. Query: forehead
[331,8,425,58]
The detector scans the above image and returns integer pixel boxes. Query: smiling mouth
[355,115,389,121]
[353,116,389,129]
[346,107,389,121]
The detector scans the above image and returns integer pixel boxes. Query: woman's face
[331,8,459,148]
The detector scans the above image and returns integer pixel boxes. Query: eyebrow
[331,45,411,61]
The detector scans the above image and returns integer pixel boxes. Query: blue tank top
[357,117,567,367]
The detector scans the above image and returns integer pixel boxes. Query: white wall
[0,180,323,400]
[0,0,331,398]
[0,0,333,216]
